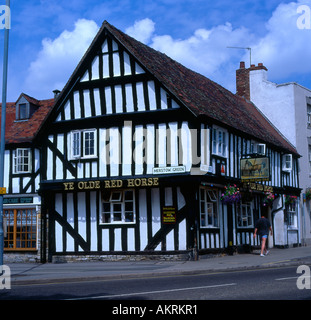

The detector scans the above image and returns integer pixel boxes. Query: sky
[0,0,311,102]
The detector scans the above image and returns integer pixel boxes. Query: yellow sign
[0,187,7,195]
[243,182,273,193]
[240,157,270,182]
[162,206,176,224]
[63,178,159,191]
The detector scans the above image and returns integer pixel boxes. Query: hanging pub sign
[240,157,270,182]
[162,206,177,224]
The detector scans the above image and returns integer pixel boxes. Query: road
[1,265,310,301]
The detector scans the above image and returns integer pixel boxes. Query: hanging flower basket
[221,184,241,205]
[285,195,297,206]
[263,191,275,207]
[306,188,311,201]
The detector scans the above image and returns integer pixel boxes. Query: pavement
[5,246,311,286]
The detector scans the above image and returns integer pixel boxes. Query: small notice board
[162,206,176,224]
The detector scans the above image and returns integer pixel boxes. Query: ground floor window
[236,202,253,227]
[4,208,37,250]
[101,189,135,224]
[200,187,218,227]
[286,202,298,228]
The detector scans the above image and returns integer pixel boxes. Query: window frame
[212,127,228,158]
[70,129,97,160]
[199,187,219,228]
[14,148,32,174]
[236,202,254,228]
[282,154,292,172]
[16,103,29,120]
[307,103,311,127]
[4,208,37,251]
[101,189,136,225]
[286,202,298,229]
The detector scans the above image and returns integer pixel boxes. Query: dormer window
[15,95,39,121]
[17,103,28,120]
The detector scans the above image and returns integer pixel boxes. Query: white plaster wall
[250,69,296,146]
[250,68,311,245]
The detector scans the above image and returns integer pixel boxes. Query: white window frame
[71,131,81,159]
[236,202,253,228]
[83,129,97,158]
[70,129,97,159]
[286,202,298,229]
[282,154,292,172]
[212,127,227,158]
[101,189,136,225]
[200,187,219,228]
[14,148,32,174]
[250,141,266,155]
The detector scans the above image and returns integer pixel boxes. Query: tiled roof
[0,93,54,144]
[103,21,298,155]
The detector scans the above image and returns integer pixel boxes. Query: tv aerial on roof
[227,46,252,67]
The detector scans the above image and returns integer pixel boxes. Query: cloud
[24,19,99,99]
[22,1,311,101]
[249,0,311,81]
[151,23,252,76]
[125,18,155,43]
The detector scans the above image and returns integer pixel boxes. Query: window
[83,130,96,157]
[250,142,266,155]
[17,103,28,120]
[282,154,292,172]
[4,208,37,251]
[307,104,311,127]
[70,129,97,159]
[309,145,311,174]
[286,202,297,228]
[14,148,31,173]
[101,190,135,224]
[212,127,227,157]
[71,131,81,158]
[257,144,266,155]
[236,202,253,228]
[200,188,218,228]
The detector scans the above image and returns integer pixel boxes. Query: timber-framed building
[2,21,301,263]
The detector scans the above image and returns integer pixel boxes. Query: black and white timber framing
[20,21,301,262]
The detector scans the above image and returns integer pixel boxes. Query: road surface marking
[67,283,237,300]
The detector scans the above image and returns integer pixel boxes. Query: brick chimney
[236,61,250,100]
[236,62,268,100]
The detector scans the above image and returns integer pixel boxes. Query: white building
[236,61,311,246]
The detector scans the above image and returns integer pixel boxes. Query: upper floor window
[70,129,97,159]
[282,154,292,172]
[250,142,266,156]
[17,103,28,120]
[307,103,311,127]
[212,127,227,157]
[14,148,31,173]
